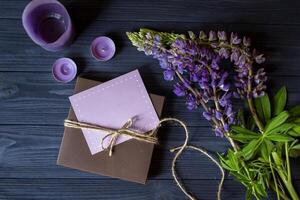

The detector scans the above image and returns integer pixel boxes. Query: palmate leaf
[242,139,262,160]
[219,150,241,172]
[230,134,260,143]
[266,123,294,135]
[266,134,294,142]
[260,140,274,161]
[265,111,290,133]
[255,94,271,124]
[231,125,259,135]
[230,125,260,143]
[273,86,287,116]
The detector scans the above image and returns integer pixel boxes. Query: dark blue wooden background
[1,0,300,199]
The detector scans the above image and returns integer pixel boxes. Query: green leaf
[260,140,274,161]
[291,144,300,150]
[230,134,260,143]
[272,152,282,167]
[245,189,252,200]
[287,129,300,137]
[267,134,294,142]
[242,139,262,160]
[266,123,294,135]
[290,105,300,117]
[255,94,271,123]
[231,125,259,135]
[219,150,240,172]
[265,111,290,133]
[255,97,264,123]
[293,125,300,133]
[273,86,287,116]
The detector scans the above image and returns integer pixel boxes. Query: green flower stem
[285,181,299,200]
[284,143,299,200]
[273,148,299,200]
[286,143,292,183]
[270,183,291,200]
[247,98,265,132]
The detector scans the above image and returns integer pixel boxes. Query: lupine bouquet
[127,28,300,200]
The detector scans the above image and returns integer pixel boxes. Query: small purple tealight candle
[22,0,74,51]
[90,36,116,61]
[52,58,77,83]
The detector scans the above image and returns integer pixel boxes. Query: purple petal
[163,70,175,81]
[203,111,212,121]
[255,54,266,64]
[209,31,217,41]
[217,31,227,41]
[215,128,224,137]
[173,83,186,97]
[215,111,223,120]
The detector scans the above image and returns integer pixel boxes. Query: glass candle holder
[22,0,75,52]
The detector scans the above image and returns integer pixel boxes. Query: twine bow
[64,119,158,156]
[64,118,225,200]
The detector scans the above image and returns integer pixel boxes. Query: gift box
[57,70,165,184]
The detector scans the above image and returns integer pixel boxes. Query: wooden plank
[1,0,298,26]
[0,125,300,180]
[0,125,231,179]
[1,19,300,76]
[0,178,274,200]
[0,72,299,126]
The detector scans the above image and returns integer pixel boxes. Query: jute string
[64,117,225,200]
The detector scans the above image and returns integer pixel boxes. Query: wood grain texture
[0,125,300,181]
[0,179,253,200]
[0,72,299,126]
[1,19,300,76]
[0,0,300,199]
[1,0,298,25]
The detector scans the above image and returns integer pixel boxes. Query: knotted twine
[64,118,225,200]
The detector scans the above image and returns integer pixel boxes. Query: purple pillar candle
[90,36,116,61]
[52,58,77,83]
[22,0,75,52]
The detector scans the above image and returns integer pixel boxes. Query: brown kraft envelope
[57,77,165,184]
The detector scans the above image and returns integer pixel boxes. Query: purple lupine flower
[203,111,212,121]
[163,70,175,81]
[215,111,223,120]
[173,83,186,97]
[218,71,230,91]
[243,37,251,47]
[254,68,267,84]
[219,92,232,107]
[230,33,242,45]
[255,54,266,64]
[223,123,230,132]
[219,48,230,59]
[217,31,227,41]
[159,58,169,69]
[215,127,224,137]
[209,31,217,41]
[186,93,197,110]
[230,49,240,63]
[129,30,243,137]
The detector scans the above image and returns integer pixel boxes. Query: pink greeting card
[69,70,160,155]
